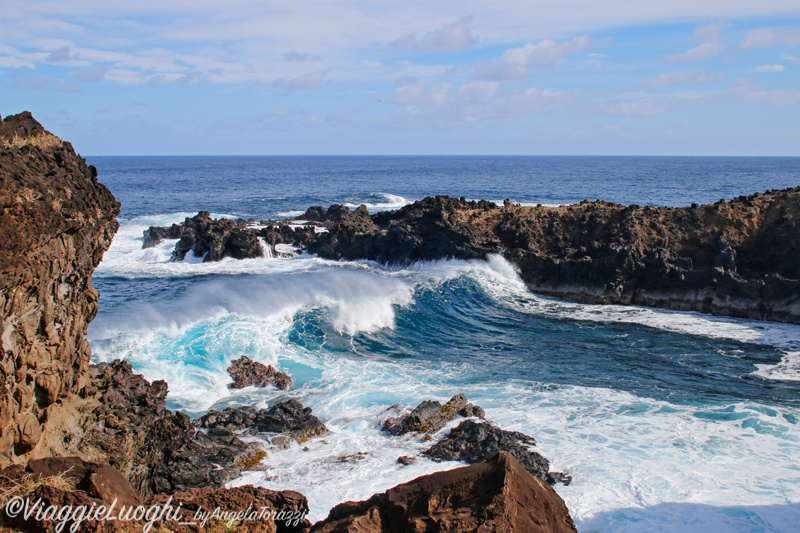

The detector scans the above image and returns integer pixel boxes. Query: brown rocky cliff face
[0,112,119,467]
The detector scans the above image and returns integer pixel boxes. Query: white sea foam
[220,341,800,527]
[471,255,800,381]
[90,220,800,530]
[343,192,412,212]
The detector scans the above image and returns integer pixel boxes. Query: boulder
[311,452,577,533]
[0,457,140,532]
[423,419,571,485]
[77,360,267,496]
[195,399,328,445]
[228,356,293,390]
[381,393,484,436]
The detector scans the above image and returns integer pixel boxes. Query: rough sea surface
[86,156,800,532]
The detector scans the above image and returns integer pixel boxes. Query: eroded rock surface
[0,112,119,467]
[76,360,266,497]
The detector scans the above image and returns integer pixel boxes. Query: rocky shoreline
[0,113,576,532]
[150,189,800,325]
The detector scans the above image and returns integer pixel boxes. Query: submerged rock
[228,355,293,390]
[311,452,578,533]
[381,393,485,436]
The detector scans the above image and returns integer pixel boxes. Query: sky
[1,1,799,155]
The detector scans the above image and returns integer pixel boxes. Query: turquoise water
[86,156,800,531]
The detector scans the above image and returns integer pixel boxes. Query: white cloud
[727,77,800,106]
[740,27,800,48]
[390,80,454,106]
[492,87,576,115]
[385,77,574,122]
[390,17,478,52]
[600,99,673,117]
[284,51,321,62]
[751,64,786,72]
[643,70,723,90]
[475,35,593,80]
[73,64,109,82]
[667,23,725,63]
[271,69,329,90]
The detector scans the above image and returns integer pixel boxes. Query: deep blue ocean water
[85,156,800,531]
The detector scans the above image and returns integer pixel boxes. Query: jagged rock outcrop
[0,112,120,467]
[311,452,577,533]
[145,212,319,261]
[381,393,484,436]
[423,419,572,485]
[305,193,800,324]
[75,360,267,497]
[196,399,328,445]
[228,355,293,390]
[169,211,263,261]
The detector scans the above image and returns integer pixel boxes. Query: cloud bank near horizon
[1,0,799,155]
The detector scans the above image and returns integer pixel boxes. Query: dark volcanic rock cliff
[305,193,800,324]
[0,112,119,466]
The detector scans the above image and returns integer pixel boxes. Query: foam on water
[90,219,800,531]
[342,192,411,212]
[470,256,800,382]
[225,337,800,526]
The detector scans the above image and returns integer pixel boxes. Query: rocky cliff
[0,112,119,466]
[157,190,800,324]
[302,192,800,324]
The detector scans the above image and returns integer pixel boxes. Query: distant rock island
[152,188,800,324]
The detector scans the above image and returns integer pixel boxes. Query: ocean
[85,155,800,532]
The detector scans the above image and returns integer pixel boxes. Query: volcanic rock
[75,360,267,496]
[196,399,328,445]
[311,452,577,533]
[306,192,800,324]
[423,419,571,485]
[142,223,182,248]
[150,485,311,533]
[228,356,293,390]
[0,112,119,467]
[0,456,140,532]
[381,393,485,436]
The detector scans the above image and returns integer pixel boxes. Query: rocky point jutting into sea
[148,188,800,325]
[0,112,581,532]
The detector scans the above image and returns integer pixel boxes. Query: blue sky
[2,1,799,155]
